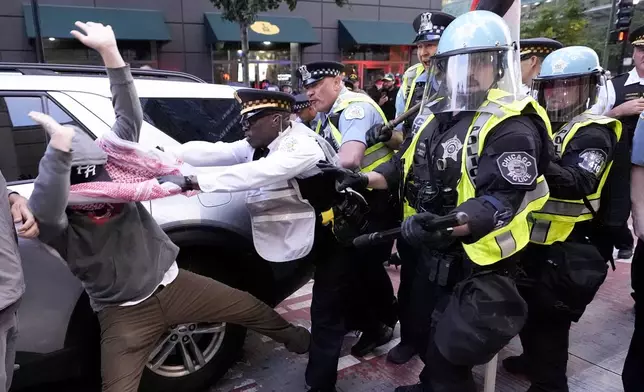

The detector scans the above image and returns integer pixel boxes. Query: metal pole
[31,0,44,63]
[603,0,618,69]
[618,35,629,74]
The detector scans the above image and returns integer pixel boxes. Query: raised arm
[26,112,75,242]
[71,21,143,142]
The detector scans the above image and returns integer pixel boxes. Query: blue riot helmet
[532,46,605,122]
[421,10,521,114]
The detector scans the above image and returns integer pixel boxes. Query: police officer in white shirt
[158,89,373,392]
[589,25,644,262]
[158,89,341,263]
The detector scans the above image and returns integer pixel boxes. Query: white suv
[0,64,313,392]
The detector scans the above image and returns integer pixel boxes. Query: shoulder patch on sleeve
[278,135,299,153]
[344,105,365,120]
[496,152,538,186]
[578,148,607,177]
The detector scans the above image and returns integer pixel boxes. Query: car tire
[139,322,245,392]
[139,234,271,392]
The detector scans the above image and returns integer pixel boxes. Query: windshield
[140,97,243,144]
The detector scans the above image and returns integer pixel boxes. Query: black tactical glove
[401,212,452,248]
[157,175,195,191]
[365,123,392,147]
[317,161,369,192]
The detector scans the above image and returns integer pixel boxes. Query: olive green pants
[97,269,309,392]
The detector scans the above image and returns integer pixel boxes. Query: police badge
[419,12,433,33]
[441,135,463,162]
[299,65,311,80]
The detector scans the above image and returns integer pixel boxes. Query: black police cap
[413,11,455,44]
[293,93,311,112]
[298,61,344,88]
[234,88,295,116]
[630,25,644,46]
[520,37,563,59]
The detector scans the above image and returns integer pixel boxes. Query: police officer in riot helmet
[503,46,619,392]
[319,11,551,391]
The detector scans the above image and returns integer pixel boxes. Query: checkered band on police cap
[234,89,295,116]
[520,38,563,58]
[298,61,345,87]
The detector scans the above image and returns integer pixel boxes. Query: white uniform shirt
[590,68,644,115]
[166,122,326,193]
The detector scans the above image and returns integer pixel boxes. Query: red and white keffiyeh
[69,131,198,208]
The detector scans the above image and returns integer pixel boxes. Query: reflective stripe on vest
[400,90,552,266]
[401,64,425,112]
[455,90,552,266]
[315,93,394,173]
[400,113,434,219]
[529,113,622,245]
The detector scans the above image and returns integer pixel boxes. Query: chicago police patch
[344,105,365,120]
[578,148,607,176]
[412,115,426,136]
[497,152,537,186]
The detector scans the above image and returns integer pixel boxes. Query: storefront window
[212,46,297,87]
[342,46,408,62]
[341,46,410,91]
[43,39,157,68]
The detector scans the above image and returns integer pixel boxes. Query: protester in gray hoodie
[27,21,309,392]
[0,188,39,392]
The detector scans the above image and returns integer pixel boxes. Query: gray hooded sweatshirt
[0,182,24,313]
[28,66,178,312]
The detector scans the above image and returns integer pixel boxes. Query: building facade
[1,0,442,88]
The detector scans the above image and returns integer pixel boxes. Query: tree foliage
[521,0,588,46]
[210,0,348,85]
[210,0,302,26]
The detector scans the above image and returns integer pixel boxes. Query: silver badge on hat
[299,65,311,80]
[419,12,433,33]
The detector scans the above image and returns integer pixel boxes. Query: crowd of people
[2,6,644,392]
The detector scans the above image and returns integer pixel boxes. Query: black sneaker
[350,324,394,357]
[394,382,432,392]
[502,355,529,376]
[618,248,634,260]
[386,341,417,364]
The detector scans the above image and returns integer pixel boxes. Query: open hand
[28,111,75,152]
[70,21,117,53]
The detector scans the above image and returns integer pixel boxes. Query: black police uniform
[375,110,550,391]
[506,123,617,392]
[386,11,455,364]
[299,62,397,392]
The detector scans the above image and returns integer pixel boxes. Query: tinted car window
[0,96,82,182]
[140,98,243,144]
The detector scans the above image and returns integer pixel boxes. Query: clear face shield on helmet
[418,48,520,116]
[532,72,605,122]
